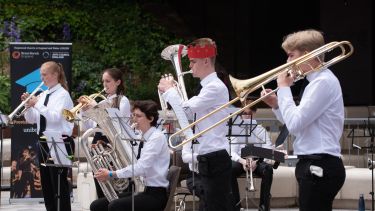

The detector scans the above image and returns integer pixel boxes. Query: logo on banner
[12,51,21,59]
[15,68,47,92]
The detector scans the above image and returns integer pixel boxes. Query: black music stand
[38,130,74,211]
[111,109,143,211]
[0,112,7,201]
[350,116,375,211]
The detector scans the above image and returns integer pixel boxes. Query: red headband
[187,44,217,59]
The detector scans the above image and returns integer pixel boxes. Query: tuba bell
[80,105,145,202]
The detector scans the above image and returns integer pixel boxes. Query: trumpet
[62,89,107,123]
[246,157,255,192]
[168,41,354,149]
[5,82,44,125]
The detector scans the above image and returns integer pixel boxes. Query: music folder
[241,144,285,163]
[41,130,73,167]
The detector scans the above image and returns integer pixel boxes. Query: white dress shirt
[81,94,131,130]
[230,120,273,162]
[163,72,230,160]
[116,127,170,188]
[273,68,344,157]
[24,83,74,136]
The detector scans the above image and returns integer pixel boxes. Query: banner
[9,43,72,200]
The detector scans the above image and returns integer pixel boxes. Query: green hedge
[0,0,195,111]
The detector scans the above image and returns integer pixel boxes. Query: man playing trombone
[261,29,346,211]
[158,38,232,211]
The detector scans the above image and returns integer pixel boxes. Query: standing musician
[90,100,170,211]
[230,103,273,211]
[158,38,232,211]
[261,29,346,211]
[22,61,74,211]
[80,67,131,198]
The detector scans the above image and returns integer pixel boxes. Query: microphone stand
[191,113,197,211]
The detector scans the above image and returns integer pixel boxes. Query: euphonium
[62,89,107,123]
[80,105,144,202]
[5,82,44,125]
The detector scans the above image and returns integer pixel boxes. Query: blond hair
[282,29,325,61]
[41,61,69,90]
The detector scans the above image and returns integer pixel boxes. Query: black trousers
[231,160,273,211]
[295,154,346,211]
[197,149,232,211]
[90,186,168,211]
[38,136,75,211]
[186,172,206,211]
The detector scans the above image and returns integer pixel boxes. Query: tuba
[80,105,144,202]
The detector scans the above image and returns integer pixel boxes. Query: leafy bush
[0,74,10,114]
[0,0,193,107]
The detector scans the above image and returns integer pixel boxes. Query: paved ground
[0,189,359,211]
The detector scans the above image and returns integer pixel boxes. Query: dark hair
[132,100,159,127]
[103,68,126,107]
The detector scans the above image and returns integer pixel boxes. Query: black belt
[297,153,339,160]
[144,186,167,193]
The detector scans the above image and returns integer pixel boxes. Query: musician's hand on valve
[261,88,279,109]
[94,168,110,182]
[158,74,174,93]
[26,95,38,108]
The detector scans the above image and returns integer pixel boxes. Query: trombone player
[158,38,232,211]
[21,61,74,211]
[261,29,346,211]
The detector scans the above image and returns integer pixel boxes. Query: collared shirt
[230,120,273,162]
[116,127,170,188]
[273,68,344,157]
[163,72,230,159]
[81,94,131,130]
[24,83,74,136]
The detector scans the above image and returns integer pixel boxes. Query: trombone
[62,88,107,123]
[5,82,44,125]
[168,41,354,149]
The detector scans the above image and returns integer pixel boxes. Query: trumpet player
[261,29,346,211]
[79,67,131,198]
[90,100,170,211]
[158,38,232,211]
[22,61,74,211]
[230,103,273,211]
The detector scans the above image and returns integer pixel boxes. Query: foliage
[0,74,10,114]
[0,0,193,108]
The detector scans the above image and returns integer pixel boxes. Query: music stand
[109,108,143,211]
[0,112,7,201]
[39,130,74,211]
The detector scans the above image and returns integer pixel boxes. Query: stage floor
[0,189,358,211]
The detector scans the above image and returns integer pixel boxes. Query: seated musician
[90,100,170,211]
[230,102,274,211]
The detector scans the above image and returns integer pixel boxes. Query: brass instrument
[62,89,107,123]
[246,158,255,192]
[80,106,144,202]
[168,41,354,149]
[5,82,44,125]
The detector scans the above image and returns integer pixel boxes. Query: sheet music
[43,130,72,166]
[106,108,142,140]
